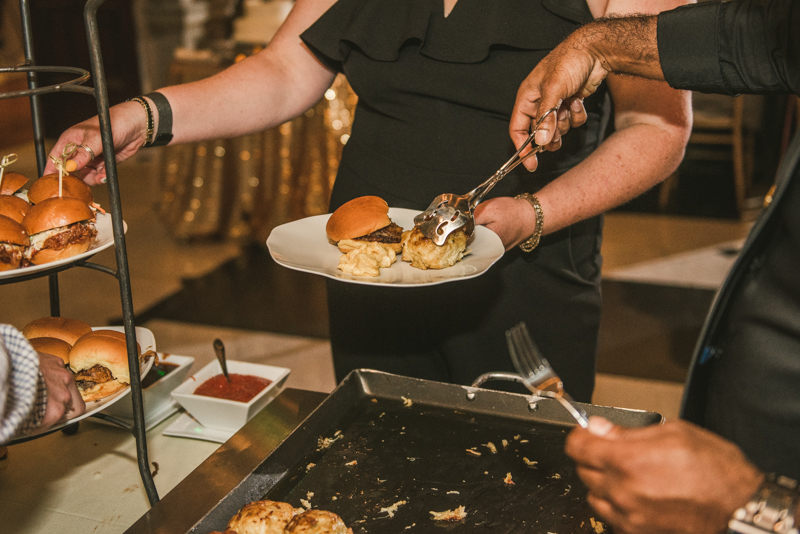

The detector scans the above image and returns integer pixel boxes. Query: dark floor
[138,246,714,384]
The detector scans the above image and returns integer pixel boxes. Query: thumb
[587,416,623,439]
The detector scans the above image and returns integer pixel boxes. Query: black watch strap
[144,92,173,147]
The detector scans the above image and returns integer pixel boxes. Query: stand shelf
[2,0,159,506]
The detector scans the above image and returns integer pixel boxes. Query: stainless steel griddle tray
[180,370,660,534]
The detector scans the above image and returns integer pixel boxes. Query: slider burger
[69,330,138,402]
[22,197,97,265]
[325,196,403,254]
[0,171,29,196]
[29,337,72,365]
[0,194,31,224]
[28,173,94,206]
[23,316,92,346]
[0,214,30,271]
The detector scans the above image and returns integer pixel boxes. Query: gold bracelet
[126,96,155,147]
[515,193,544,252]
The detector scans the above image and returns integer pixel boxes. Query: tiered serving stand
[0,0,159,505]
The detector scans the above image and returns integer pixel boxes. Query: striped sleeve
[0,324,46,444]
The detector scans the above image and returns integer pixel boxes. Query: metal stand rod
[84,0,159,505]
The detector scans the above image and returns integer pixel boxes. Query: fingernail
[571,100,582,112]
[587,417,614,436]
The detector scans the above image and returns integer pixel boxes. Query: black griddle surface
[258,397,603,533]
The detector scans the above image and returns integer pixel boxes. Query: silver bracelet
[729,474,799,534]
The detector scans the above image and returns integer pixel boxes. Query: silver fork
[505,322,589,428]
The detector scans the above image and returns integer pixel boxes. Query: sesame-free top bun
[0,171,29,195]
[29,337,72,365]
[22,316,92,346]
[326,196,391,243]
[0,214,30,246]
[0,194,31,224]
[23,197,95,236]
[70,330,139,401]
[28,174,94,206]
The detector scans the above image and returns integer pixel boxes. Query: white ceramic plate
[12,326,156,441]
[266,207,505,287]
[0,212,126,280]
[162,412,235,443]
[95,398,182,432]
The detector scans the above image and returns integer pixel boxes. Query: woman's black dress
[301,0,609,401]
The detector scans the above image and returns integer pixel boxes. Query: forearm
[143,0,337,145]
[156,52,335,145]
[579,15,664,82]
[535,76,690,235]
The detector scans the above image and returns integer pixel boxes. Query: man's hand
[510,28,610,170]
[474,196,539,250]
[565,417,764,534]
[38,353,86,430]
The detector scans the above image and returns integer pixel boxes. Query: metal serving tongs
[414,107,560,245]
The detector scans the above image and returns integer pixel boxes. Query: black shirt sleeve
[658,0,800,96]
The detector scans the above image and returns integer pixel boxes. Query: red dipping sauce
[193,373,272,403]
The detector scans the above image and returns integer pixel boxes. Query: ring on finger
[78,144,96,161]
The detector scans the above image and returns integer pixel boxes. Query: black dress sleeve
[658,0,800,96]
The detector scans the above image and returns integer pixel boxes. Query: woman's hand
[474,196,538,250]
[43,101,149,185]
[565,417,764,534]
[38,352,86,430]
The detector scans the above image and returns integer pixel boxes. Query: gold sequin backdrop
[158,52,356,244]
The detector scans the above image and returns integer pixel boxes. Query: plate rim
[0,212,126,281]
[266,207,504,287]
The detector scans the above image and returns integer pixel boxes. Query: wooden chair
[660,93,760,218]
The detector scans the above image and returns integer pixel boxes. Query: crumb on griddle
[550,473,562,479]
[523,457,538,468]
[371,398,378,403]
[504,472,515,485]
[345,460,357,466]
[380,500,407,518]
[300,499,311,509]
[520,439,529,443]
[514,435,521,440]
[404,524,416,530]
[401,396,413,407]
[563,485,571,496]
[466,448,482,457]
[429,506,467,521]
[502,439,509,449]
[306,463,316,472]
[590,517,606,533]
[317,433,343,450]
[447,491,460,495]
[484,442,497,454]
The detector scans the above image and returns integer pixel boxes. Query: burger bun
[0,171,29,195]
[69,330,138,402]
[23,196,95,236]
[0,194,31,224]
[29,337,72,365]
[22,316,92,346]
[326,196,391,243]
[28,174,94,206]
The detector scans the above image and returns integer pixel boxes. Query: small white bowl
[171,360,290,432]
[103,353,194,423]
